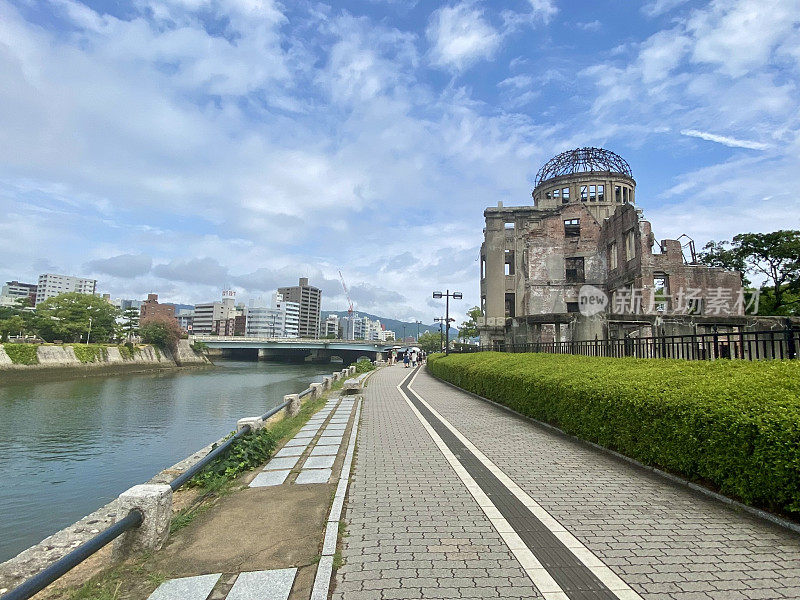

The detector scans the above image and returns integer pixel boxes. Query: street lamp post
[86,316,93,345]
[415,320,421,341]
[432,290,462,355]
[434,316,454,353]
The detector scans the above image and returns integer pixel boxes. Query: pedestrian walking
[403,352,410,368]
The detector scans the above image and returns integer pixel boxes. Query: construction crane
[339,270,354,318]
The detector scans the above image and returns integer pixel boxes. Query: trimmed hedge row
[427,352,800,516]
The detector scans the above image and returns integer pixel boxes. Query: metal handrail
[1,509,143,600]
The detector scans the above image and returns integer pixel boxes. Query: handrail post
[111,484,172,562]
[284,394,301,418]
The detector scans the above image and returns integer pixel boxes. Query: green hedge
[428,352,800,516]
[3,343,39,365]
[354,358,376,374]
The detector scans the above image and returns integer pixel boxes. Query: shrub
[188,427,278,489]
[428,352,800,516]
[140,316,182,351]
[72,344,107,363]
[3,343,39,365]
[354,358,376,374]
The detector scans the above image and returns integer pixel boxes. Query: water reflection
[0,360,332,562]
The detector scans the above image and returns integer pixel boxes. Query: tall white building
[35,274,97,305]
[246,293,300,338]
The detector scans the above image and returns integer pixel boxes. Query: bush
[140,316,182,351]
[118,343,136,360]
[427,352,800,516]
[72,344,107,363]
[3,343,39,365]
[188,427,278,489]
[354,358,376,374]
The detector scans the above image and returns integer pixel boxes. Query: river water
[0,359,335,563]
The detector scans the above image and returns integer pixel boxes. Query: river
[0,359,335,563]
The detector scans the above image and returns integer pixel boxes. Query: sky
[1,0,799,323]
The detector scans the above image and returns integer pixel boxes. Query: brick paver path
[333,365,800,600]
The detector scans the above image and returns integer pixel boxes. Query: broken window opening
[609,242,618,270]
[580,185,588,201]
[625,230,636,261]
[481,256,486,279]
[553,189,560,201]
[561,187,570,203]
[565,257,585,283]
[615,185,622,202]
[505,293,516,318]
[598,185,605,202]
[589,185,596,201]
[564,218,580,237]
[504,250,515,276]
[566,302,580,313]
[504,222,515,229]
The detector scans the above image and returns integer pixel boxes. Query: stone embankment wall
[0,339,208,374]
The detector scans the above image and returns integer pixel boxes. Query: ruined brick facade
[478,148,753,348]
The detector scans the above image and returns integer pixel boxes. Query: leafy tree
[417,330,442,354]
[0,315,25,342]
[699,230,800,313]
[34,293,119,342]
[457,306,482,341]
[140,315,182,351]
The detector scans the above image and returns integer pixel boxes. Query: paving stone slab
[310,445,341,457]
[318,435,344,445]
[304,455,336,469]
[249,470,291,487]
[264,456,300,471]
[227,568,297,600]
[284,436,315,447]
[147,574,221,600]
[296,469,332,484]
[325,424,347,432]
[275,445,307,458]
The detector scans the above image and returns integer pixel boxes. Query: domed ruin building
[478,147,749,349]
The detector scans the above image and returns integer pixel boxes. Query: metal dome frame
[534,147,633,188]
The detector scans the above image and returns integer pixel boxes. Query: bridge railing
[1,363,356,600]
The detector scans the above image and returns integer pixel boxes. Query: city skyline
[1,0,798,324]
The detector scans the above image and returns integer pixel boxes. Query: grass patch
[428,352,800,517]
[3,343,38,365]
[118,343,135,360]
[71,344,107,364]
[51,559,169,600]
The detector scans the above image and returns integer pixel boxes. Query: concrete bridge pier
[257,348,311,363]
[308,350,332,364]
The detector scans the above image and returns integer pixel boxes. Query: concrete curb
[427,368,800,538]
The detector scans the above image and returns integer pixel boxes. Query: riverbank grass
[72,344,108,364]
[428,352,800,517]
[3,343,38,365]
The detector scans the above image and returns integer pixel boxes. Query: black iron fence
[456,327,799,361]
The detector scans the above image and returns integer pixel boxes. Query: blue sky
[1,0,798,322]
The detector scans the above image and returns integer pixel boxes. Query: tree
[699,230,800,313]
[457,306,482,342]
[417,330,442,354]
[139,315,183,351]
[120,307,140,341]
[0,315,25,342]
[34,293,119,342]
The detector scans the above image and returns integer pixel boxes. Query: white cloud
[427,2,501,71]
[642,0,690,18]
[679,129,769,150]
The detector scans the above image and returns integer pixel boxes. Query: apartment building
[35,273,97,305]
[277,278,321,338]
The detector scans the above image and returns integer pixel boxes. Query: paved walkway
[334,365,800,600]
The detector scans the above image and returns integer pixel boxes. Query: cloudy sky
[1,0,798,322]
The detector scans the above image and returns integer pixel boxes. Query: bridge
[191,335,389,365]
